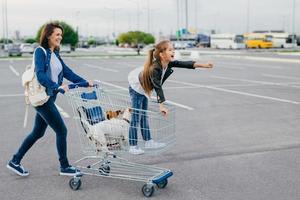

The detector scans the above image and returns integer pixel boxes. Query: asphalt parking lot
[0,50,300,200]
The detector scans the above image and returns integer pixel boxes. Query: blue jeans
[128,87,151,146]
[12,96,70,168]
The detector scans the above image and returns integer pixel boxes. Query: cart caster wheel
[156,179,168,189]
[69,178,82,190]
[142,184,154,197]
[99,165,110,175]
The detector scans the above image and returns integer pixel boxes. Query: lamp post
[185,0,188,31]
[246,0,250,33]
[75,11,80,35]
[104,7,120,38]
[292,0,296,34]
[147,0,150,33]
[176,0,180,40]
[2,0,8,44]
[127,0,141,31]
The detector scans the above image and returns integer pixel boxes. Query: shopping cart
[65,81,175,197]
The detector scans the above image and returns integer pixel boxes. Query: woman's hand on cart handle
[67,81,94,90]
[58,85,69,94]
[159,103,168,117]
[88,80,97,87]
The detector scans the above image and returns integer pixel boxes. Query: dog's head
[121,107,132,122]
[106,110,121,120]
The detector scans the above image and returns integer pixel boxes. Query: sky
[1,0,300,39]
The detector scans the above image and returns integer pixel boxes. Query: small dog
[106,110,122,120]
[82,108,132,152]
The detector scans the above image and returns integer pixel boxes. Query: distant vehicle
[60,44,71,53]
[7,44,22,56]
[173,41,187,49]
[244,33,273,49]
[170,35,196,49]
[196,34,210,47]
[210,33,245,49]
[253,31,296,48]
[20,43,34,54]
[270,33,297,48]
[297,35,300,46]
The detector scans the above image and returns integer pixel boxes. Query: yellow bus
[244,33,273,48]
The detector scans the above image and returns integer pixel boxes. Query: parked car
[20,43,34,54]
[60,44,71,53]
[7,44,22,56]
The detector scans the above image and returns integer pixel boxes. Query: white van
[210,33,245,49]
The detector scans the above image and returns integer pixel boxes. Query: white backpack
[22,47,50,107]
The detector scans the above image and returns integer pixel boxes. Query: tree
[118,31,155,47]
[36,21,78,48]
[24,38,36,44]
[0,38,13,43]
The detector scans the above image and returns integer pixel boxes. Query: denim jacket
[151,60,195,103]
[34,47,86,96]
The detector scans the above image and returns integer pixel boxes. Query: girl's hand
[159,103,168,117]
[205,62,214,68]
[88,80,94,87]
[195,62,214,68]
[58,84,69,92]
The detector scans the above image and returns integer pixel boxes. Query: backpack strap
[32,46,47,67]
[24,46,47,128]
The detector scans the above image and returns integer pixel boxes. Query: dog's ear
[106,111,111,120]
[128,107,133,113]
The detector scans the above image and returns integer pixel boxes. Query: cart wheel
[142,184,154,197]
[69,178,82,190]
[156,179,168,189]
[99,165,110,175]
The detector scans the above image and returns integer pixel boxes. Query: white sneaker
[144,139,166,149]
[129,146,144,155]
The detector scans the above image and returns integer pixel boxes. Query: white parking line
[216,61,283,69]
[0,93,24,97]
[164,86,199,90]
[168,80,300,105]
[84,64,119,72]
[9,65,20,76]
[96,80,195,110]
[212,75,299,87]
[261,74,300,81]
[164,84,259,90]
[54,103,70,118]
[215,55,300,64]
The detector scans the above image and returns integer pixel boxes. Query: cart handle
[58,81,98,94]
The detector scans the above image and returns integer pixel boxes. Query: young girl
[127,40,213,155]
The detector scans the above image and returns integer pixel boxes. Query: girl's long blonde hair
[141,40,170,96]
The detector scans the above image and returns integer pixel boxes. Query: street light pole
[127,0,141,30]
[147,0,150,33]
[185,0,188,31]
[195,0,198,32]
[2,0,5,40]
[292,0,296,34]
[137,0,140,30]
[246,0,250,33]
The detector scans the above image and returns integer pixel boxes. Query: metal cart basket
[65,82,175,197]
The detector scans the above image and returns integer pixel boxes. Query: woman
[128,40,213,155]
[7,22,91,176]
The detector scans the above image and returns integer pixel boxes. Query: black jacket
[150,60,195,103]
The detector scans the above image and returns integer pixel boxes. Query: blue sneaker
[60,166,81,176]
[6,160,29,177]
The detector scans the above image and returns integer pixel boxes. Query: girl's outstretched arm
[193,62,214,68]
